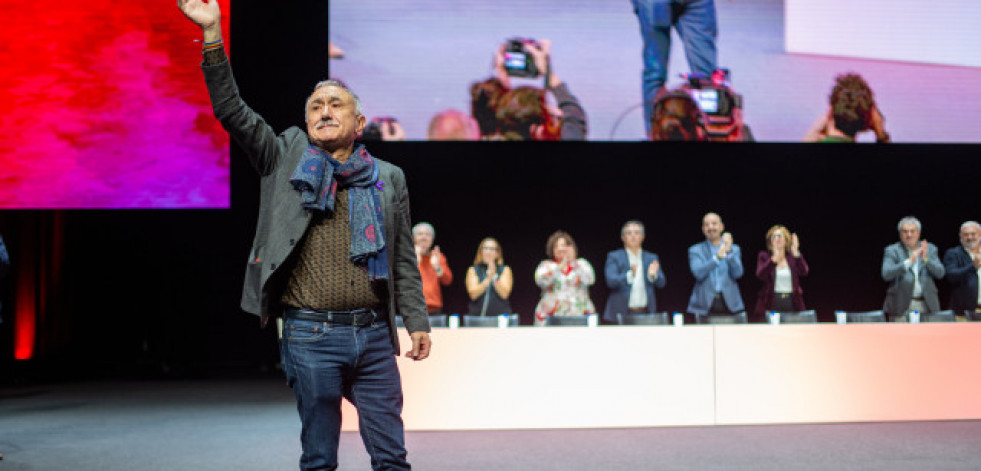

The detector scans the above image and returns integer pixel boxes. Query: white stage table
[339,323,981,431]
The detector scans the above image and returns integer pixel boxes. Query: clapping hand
[430,246,442,270]
[719,232,734,257]
[648,260,660,279]
[790,233,800,256]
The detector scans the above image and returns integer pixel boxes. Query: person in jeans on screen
[631,0,720,135]
[178,1,432,469]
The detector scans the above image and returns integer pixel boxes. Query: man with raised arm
[178,1,431,469]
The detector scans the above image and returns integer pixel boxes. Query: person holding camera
[804,73,891,143]
[488,39,587,141]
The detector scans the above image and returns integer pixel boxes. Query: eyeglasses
[481,246,500,251]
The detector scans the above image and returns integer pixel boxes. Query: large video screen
[0,2,231,209]
[328,0,981,142]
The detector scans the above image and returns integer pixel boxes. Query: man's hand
[405,331,431,361]
[178,0,221,32]
[920,240,929,261]
[909,246,924,263]
[648,260,660,279]
[430,246,442,271]
[525,40,562,89]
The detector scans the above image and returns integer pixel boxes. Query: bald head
[702,212,724,243]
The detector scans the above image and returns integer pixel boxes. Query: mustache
[316,119,339,129]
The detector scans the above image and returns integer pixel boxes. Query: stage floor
[2,377,980,470]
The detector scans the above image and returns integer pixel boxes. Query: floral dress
[534,258,597,325]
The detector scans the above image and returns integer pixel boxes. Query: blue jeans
[280,318,410,471]
[632,0,718,132]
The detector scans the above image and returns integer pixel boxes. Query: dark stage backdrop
[1,142,976,377]
[0,1,977,377]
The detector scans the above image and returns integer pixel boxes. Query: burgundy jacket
[754,251,809,316]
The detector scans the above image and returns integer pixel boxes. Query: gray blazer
[881,242,944,315]
[203,60,429,353]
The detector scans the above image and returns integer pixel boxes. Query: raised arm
[535,260,559,288]
[755,250,774,281]
[576,258,596,287]
[690,245,719,281]
[944,248,974,283]
[924,244,945,279]
[178,0,222,43]
[605,252,629,289]
[881,246,907,282]
[493,266,514,300]
[180,0,285,176]
[727,245,744,280]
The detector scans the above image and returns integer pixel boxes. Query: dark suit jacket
[943,246,979,313]
[881,242,944,315]
[754,251,809,317]
[602,249,666,322]
[203,60,429,353]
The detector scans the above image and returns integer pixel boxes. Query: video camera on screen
[503,38,541,78]
[681,69,753,142]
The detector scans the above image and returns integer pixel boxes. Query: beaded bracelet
[202,38,224,52]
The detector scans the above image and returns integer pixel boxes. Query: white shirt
[626,249,648,309]
[774,266,793,294]
[903,257,923,298]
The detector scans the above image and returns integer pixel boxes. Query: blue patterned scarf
[289,144,388,281]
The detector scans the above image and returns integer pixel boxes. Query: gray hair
[621,220,645,236]
[412,222,435,239]
[897,216,921,232]
[306,79,363,118]
[961,221,981,232]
